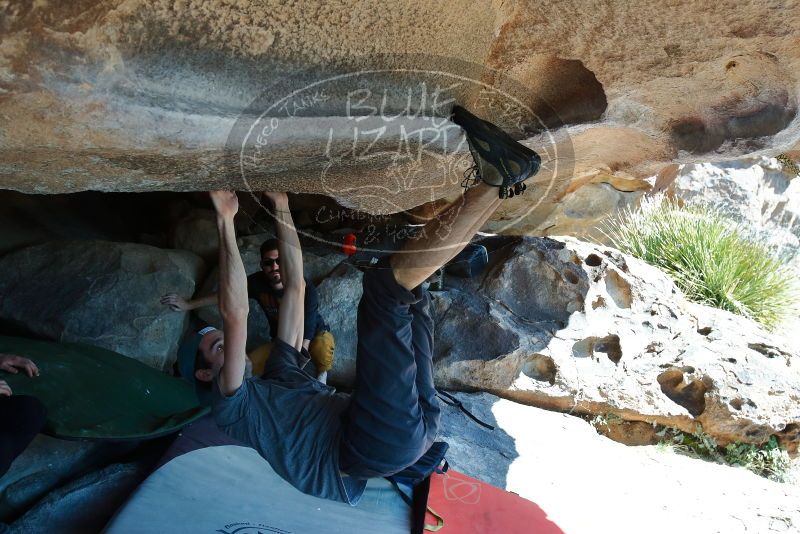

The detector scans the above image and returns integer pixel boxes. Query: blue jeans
[339,263,441,478]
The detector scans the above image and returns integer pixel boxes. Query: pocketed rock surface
[435,236,800,453]
[323,236,800,453]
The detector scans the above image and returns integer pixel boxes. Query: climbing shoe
[451,105,541,199]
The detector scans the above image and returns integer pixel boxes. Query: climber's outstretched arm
[210,191,249,396]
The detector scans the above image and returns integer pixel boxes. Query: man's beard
[268,274,284,296]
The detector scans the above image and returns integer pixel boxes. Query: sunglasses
[261,258,280,268]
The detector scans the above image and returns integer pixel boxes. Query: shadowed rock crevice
[571,334,622,364]
[521,354,558,385]
[584,253,602,267]
[476,55,608,131]
[591,295,606,309]
[776,423,800,456]
[748,342,792,360]
[729,397,757,412]
[604,270,633,308]
[657,369,713,417]
[562,269,580,285]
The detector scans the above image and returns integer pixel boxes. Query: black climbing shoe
[451,105,541,199]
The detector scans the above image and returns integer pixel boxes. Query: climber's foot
[452,105,541,199]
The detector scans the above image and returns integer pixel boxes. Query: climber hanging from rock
[204,105,540,504]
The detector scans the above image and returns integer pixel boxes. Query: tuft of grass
[656,426,794,483]
[603,197,799,330]
[656,425,723,462]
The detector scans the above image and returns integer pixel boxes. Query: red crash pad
[425,470,564,534]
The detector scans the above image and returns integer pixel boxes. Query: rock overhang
[1,0,799,233]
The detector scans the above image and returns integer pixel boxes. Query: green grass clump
[656,427,794,483]
[724,436,794,482]
[603,198,798,330]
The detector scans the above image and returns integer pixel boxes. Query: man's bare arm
[210,191,249,396]
[264,192,305,351]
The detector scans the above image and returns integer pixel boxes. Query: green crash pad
[0,336,209,441]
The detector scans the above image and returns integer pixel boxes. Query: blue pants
[339,264,441,478]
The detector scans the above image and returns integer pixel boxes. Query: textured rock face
[0,240,204,370]
[0,435,131,522]
[9,461,151,534]
[669,156,800,255]
[321,236,800,452]
[2,1,799,230]
[171,209,220,264]
[316,263,363,385]
[437,237,800,452]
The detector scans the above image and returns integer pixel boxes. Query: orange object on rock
[342,233,357,256]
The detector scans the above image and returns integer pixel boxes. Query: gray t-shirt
[212,371,367,505]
